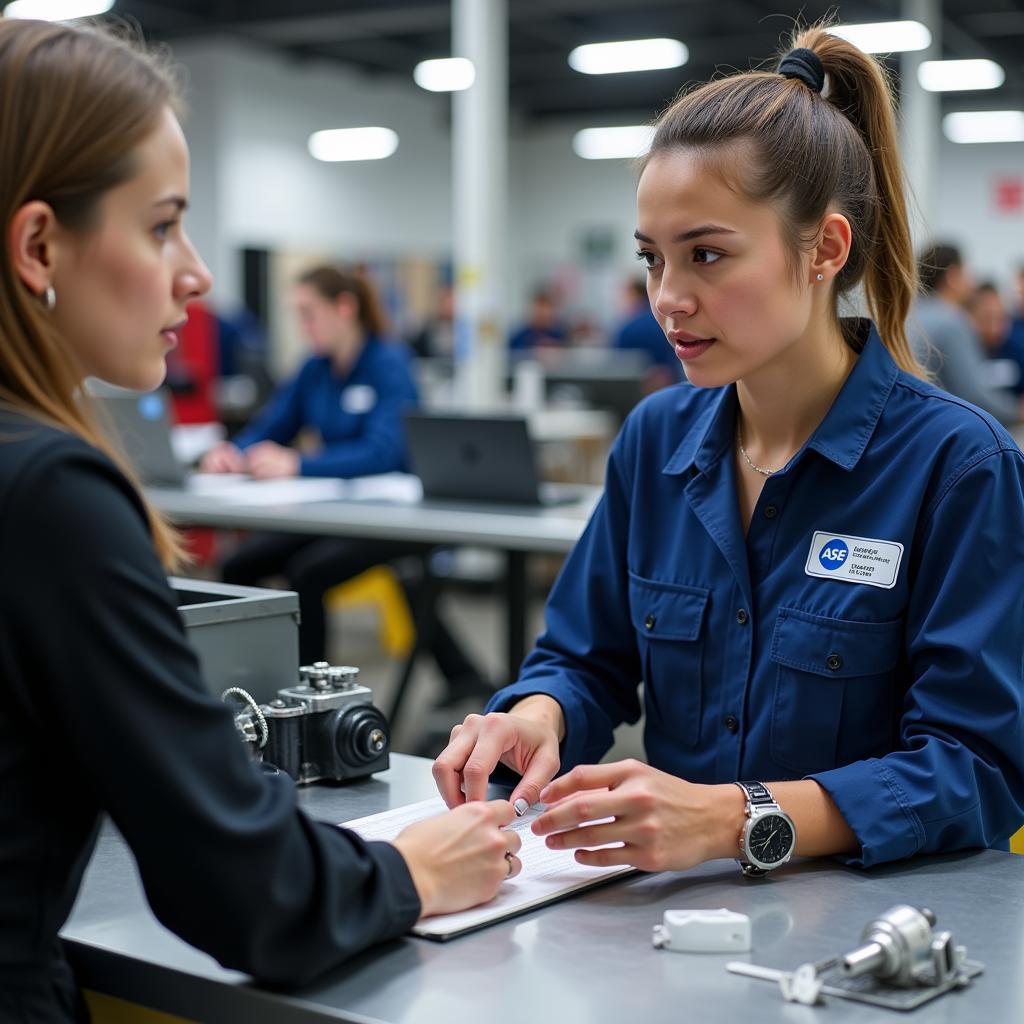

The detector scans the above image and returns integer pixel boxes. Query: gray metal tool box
[170,578,300,703]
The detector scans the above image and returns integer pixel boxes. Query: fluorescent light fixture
[573,126,654,161]
[918,59,1005,92]
[827,21,931,54]
[943,110,1024,144]
[308,127,399,162]
[569,38,687,75]
[4,0,113,16]
[413,57,475,92]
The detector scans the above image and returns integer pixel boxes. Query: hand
[245,441,300,479]
[432,703,562,810]
[199,441,247,474]
[392,800,522,918]
[531,759,745,872]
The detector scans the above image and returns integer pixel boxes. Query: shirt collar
[663,320,900,477]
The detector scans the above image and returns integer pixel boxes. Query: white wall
[932,139,1024,289]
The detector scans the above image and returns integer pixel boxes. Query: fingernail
[514,798,529,816]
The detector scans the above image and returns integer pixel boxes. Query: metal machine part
[725,904,982,1011]
[224,662,390,785]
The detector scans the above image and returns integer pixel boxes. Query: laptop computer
[93,388,189,487]
[403,412,580,507]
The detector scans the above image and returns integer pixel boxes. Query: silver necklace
[736,425,777,476]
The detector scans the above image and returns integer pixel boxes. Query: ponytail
[645,20,925,377]
[297,265,390,338]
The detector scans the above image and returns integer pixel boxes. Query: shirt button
[826,653,843,672]
[644,614,656,631]
[736,608,749,625]
[764,504,778,520]
[724,714,740,733]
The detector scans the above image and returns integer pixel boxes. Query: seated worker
[0,20,520,1022]
[508,288,568,351]
[613,278,685,390]
[967,282,1024,395]
[202,267,490,704]
[909,243,1022,425]
[432,28,1024,877]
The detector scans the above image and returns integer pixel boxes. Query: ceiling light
[918,59,1005,92]
[572,126,654,161]
[413,57,475,92]
[568,38,687,76]
[308,127,399,162]
[943,111,1024,144]
[4,0,114,17]
[827,21,931,54]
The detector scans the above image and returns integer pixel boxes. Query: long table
[150,484,599,679]
[63,753,1023,1024]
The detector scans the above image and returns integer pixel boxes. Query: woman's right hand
[392,800,522,918]
[432,698,563,811]
[199,441,247,474]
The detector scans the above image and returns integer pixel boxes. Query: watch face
[748,813,795,866]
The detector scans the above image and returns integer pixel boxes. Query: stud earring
[44,286,56,311]
[815,273,824,282]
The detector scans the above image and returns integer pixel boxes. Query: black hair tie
[778,47,825,94]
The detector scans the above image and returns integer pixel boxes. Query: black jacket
[0,409,419,1022]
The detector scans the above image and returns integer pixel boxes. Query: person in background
[508,287,568,351]
[613,278,684,390]
[1010,264,1024,350]
[967,282,1024,396]
[0,20,520,1022]
[433,27,1024,877]
[908,243,1022,425]
[409,282,455,358]
[202,267,489,701]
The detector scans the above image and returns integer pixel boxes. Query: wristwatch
[734,781,797,877]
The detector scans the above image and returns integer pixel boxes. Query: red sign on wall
[994,177,1024,213]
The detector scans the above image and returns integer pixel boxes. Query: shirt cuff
[808,758,926,868]
[485,679,591,777]
[362,839,422,931]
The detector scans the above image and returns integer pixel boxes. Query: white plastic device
[652,908,752,953]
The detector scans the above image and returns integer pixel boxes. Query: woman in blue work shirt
[434,26,1024,873]
[202,267,486,697]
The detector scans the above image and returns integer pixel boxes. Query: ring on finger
[504,850,515,876]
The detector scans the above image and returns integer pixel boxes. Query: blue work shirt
[489,320,1024,868]
[233,337,418,478]
[614,306,684,381]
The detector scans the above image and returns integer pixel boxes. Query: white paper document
[341,797,634,939]
[184,472,422,506]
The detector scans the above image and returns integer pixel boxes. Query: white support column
[452,0,508,408]
[900,0,941,245]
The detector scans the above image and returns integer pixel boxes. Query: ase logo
[818,538,849,570]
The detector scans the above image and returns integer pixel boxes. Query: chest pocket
[770,607,903,775]
[628,574,710,746]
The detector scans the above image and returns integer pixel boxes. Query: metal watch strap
[735,780,777,808]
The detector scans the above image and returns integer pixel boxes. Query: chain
[736,425,777,476]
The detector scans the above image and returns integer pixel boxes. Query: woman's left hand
[531,759,745,872]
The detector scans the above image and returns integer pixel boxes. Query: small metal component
[221,687,268,749]
[727,905,983,1011]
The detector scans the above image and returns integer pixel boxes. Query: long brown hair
[297,265,390,338]
[644,23,924,377]
[0,18,186,568]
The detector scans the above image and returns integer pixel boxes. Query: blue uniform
[233,337,417,478]
[490,320,1024,868]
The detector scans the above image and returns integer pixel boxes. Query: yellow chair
[1011,825,1024,855]
[85,991,193,1024]
[324,565,415,658]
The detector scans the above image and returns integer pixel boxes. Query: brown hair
[297,265,389,338]
[917,242,962,295]
[0,18,186,569]
[644,23,925,377]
